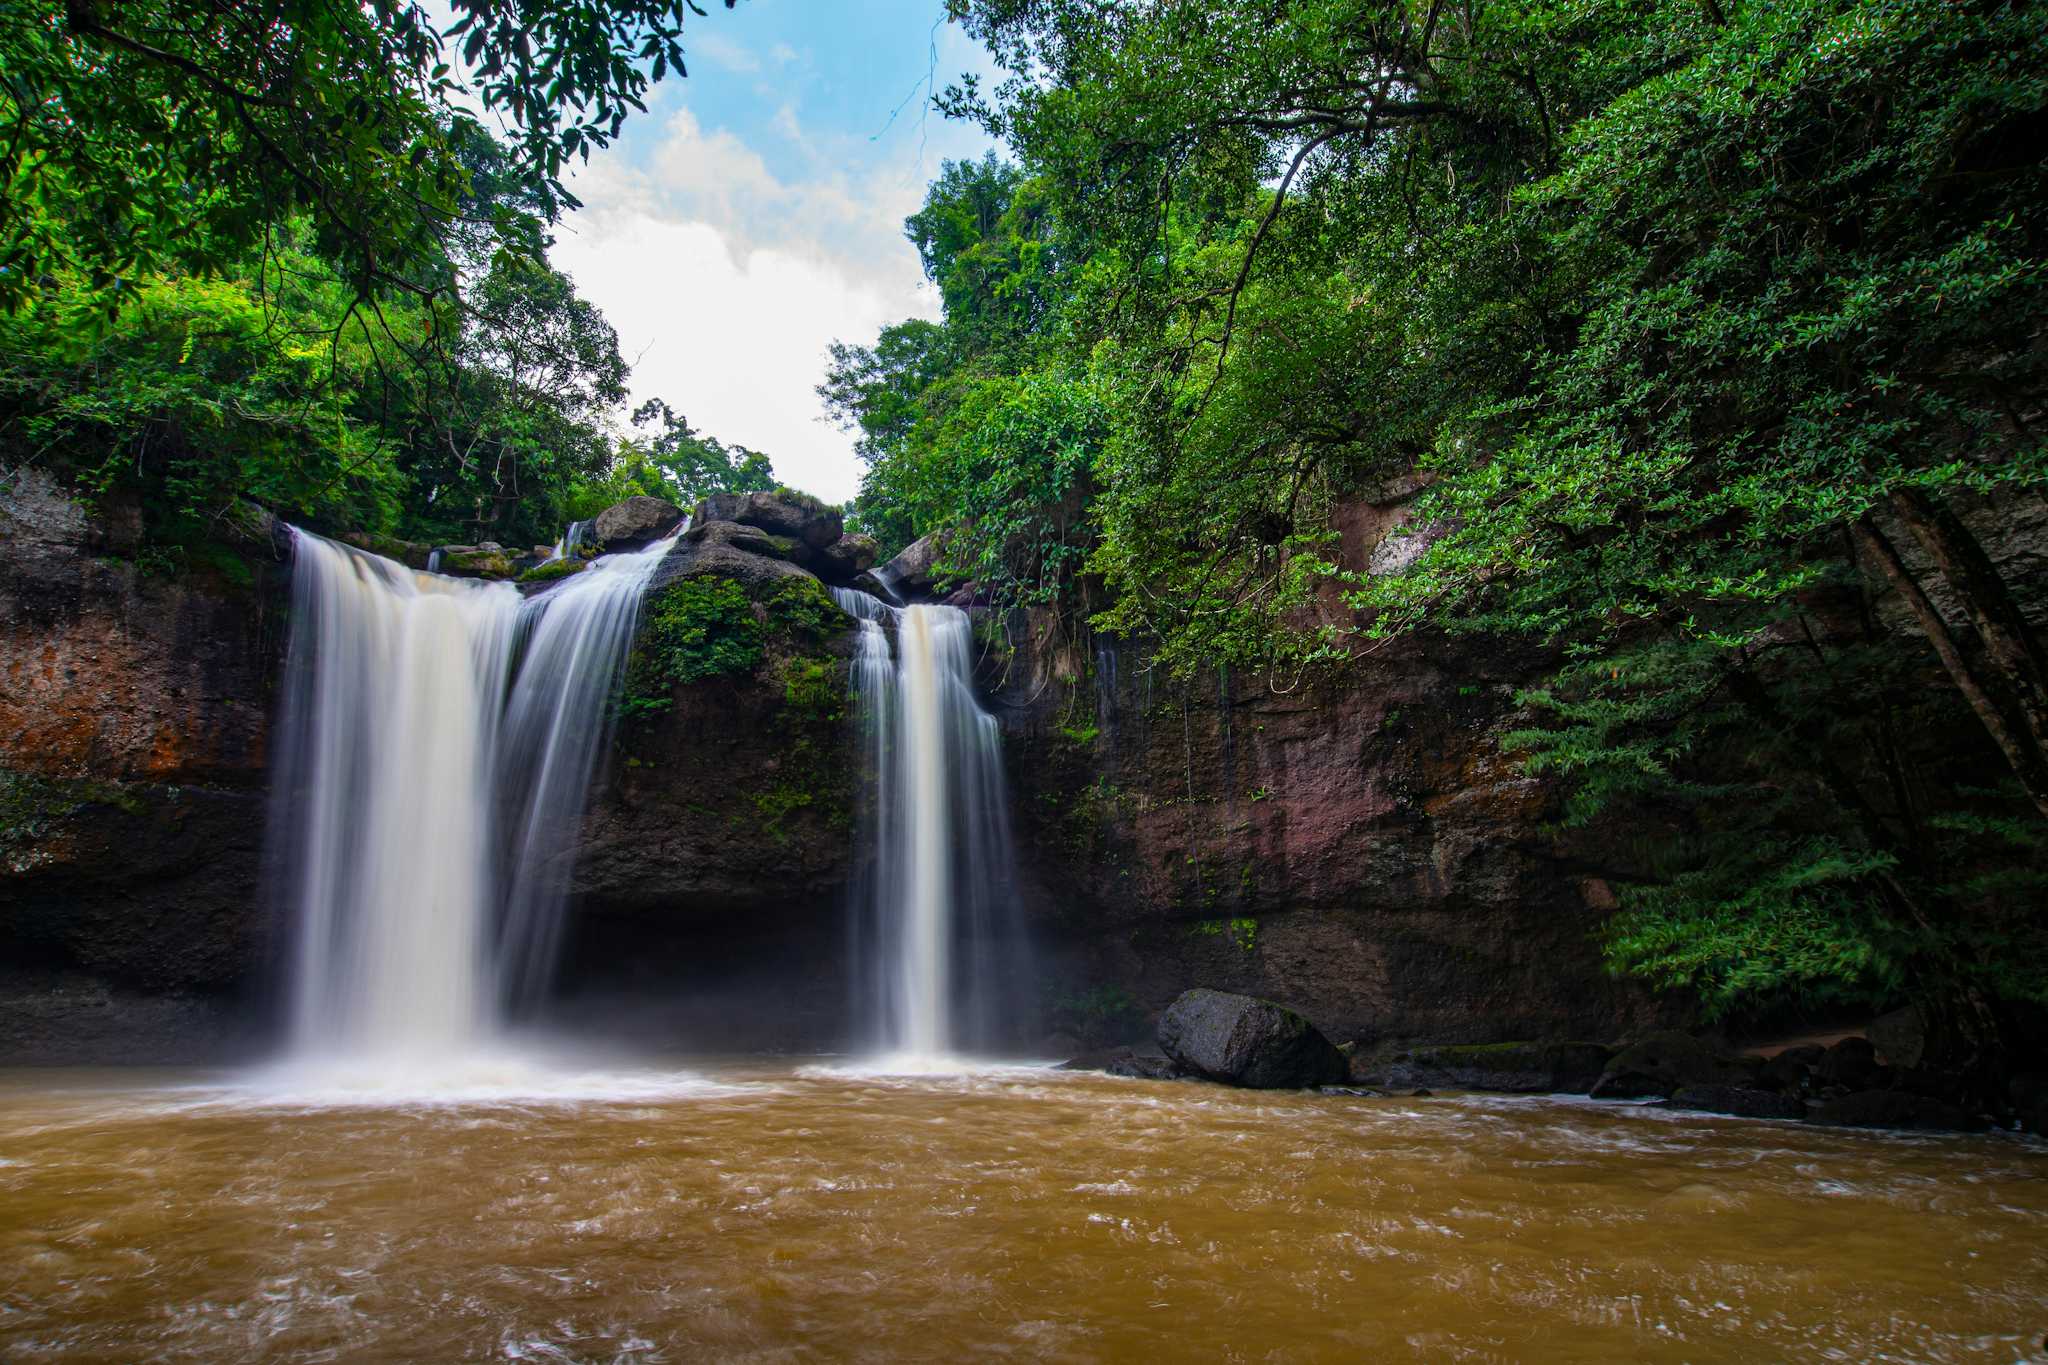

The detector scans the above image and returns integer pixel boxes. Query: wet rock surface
[1156,988,1348,1089]
[1808,1089,1991,1134]
[1667,1084,1808,1121]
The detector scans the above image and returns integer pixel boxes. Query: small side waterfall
[270,527,675,1070]
[835,589,1026,1064]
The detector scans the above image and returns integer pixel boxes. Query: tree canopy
[824,0,2048,1053]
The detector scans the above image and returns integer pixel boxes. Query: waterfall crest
[835,589,1027,1063]
[270,528,675,1067]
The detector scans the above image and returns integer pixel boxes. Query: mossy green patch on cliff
[1192,916,1258,952]
[741,655,853,844]
[763,575,849,648]
[0,769,150,874]
[624,576,766,714]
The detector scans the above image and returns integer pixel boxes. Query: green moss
[763,575,848,645]
[1191,916,1259,952]
[518,557,585,585]
[620,575,765,717]
[0,769,148,874]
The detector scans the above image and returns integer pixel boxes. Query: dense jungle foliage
[1,0,766,555]
[821,0,2048,1053]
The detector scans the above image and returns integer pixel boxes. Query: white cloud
[689,31,760,74]
[555,110,939,504]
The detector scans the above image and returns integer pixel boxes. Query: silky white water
[270,528,675,1075]
[834,589,1025,1063]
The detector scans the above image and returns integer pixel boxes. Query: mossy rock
[518,558,587,585]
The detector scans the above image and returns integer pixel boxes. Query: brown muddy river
[1,1058,2044,1362]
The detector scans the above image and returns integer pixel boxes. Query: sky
[547,1,1001,505]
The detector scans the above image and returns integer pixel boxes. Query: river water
[1,1062,2042,1362]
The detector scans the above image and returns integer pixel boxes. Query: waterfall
[834,589,1026,1063]
[270,527,675,1067]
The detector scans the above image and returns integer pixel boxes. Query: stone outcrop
[1,471,281,1061]
[875,531,945,599]
[1155,988,1348,1088]
[594,496,686,551]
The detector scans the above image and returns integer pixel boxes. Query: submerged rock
[1591,1031,1750,1099]
[1381,1040,1614,1094]
[1808,1089,1989,1134]
[593,495,685,551]
[1668,1084,1807,1120]
[1157,988,1348,1089]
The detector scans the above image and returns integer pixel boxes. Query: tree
[1,0,735,316]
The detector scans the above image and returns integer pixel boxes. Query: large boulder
[875,531,945,600]
[1591,1030,1751,1099]
[2010,1072,2048,1135]
[1380,1041,1614,1094]
[694,491,843,549]
[1156,988,1348,1089]
[1755,1043,1826,1095]
[685,518,787,559]
[593,496,685,551]
[1809,1089,1989,1133]
[1866,1008,1926,1069]
[1668,1084,1807,1121]
[430,543,515,580]
[814,532,880,585]
[1818,1035,1889,1091]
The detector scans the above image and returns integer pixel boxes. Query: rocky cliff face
[0,471,283,1061]
[981,484,1676,1050]
[0,473,1690,1061]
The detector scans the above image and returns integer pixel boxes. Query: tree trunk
[1850,515,2048,820]
[1888,488,2048,768]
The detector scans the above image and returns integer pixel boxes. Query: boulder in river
[1380,1041,1614,1094]
[593,495,685,551]
[1591,1030,1751,1099]
[1808,1088,1989,1134]
[1156,988,1348,1089]
[1866,1007,1926,1069]
[1668,1084,1807,1121]
[1817,1036,1889,1092]
[1755,1044,1826,1095]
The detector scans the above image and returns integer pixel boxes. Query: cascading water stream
[834,588,1026,1064]
[270,526,677,1074]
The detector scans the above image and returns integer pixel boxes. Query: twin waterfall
[836,590,1021,1063]
[270,529,674,1068]
[269,528,1024,1074]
